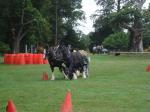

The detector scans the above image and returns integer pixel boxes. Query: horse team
[46,44,90,80]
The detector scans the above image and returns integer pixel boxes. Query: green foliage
[61,27,79,48]
[95,0,115,14]
[91,0,117,44]
[114,6,142,25]
[143,34,150,48]
[0,0,84,51]
[103,32,129,50]
[92,0,149,51]
[143,24,150,48]
[47,0,84,45]
[78,35,91,50]
[23,0,52,45]
[143,6,150,48]
[90,26,114,44]
[0,41,10,53]
[0,0,53,52]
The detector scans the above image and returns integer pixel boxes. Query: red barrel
[14,54,25,65]
[7,54,12,64]
[9,54,15,64]
[37,54,43,64]
[17,54,25,65]
[14,54,19,64]
[4,54,15,64]
[33,54,38,64]
[4,54,9,64]
[33,54,44,64]
[4,53,46,65]
[25,53,33,64]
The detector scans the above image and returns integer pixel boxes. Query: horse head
[47,46,63,61]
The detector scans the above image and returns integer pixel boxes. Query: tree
[116,0,146,52]
[0,0,85,53]
[0,0,50,53]
[78,34,91,50]
[91,0,115,44]
[143,3,150,48]
[93,0,147,52]
[47,0,84,46]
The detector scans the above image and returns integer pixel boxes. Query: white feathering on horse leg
[82,71,87,79]
[88,57,91,62]
[76,70,80,76]
[73,73,77,80]
[51,72,55,80]
[62,71,68,80]
[86,68,89,77]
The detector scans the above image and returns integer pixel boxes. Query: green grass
[0,54,150,112]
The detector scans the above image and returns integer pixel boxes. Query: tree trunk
[128,29,143,52]
[122,15,144,52]
[13,38,20,53]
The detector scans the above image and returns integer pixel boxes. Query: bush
[103,32,129,51]
[0,41,11,54]
[78,36,91,50]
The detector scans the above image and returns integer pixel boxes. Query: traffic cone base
[42,72,49,80]
[146,65,150,72]
[6,100,17,112]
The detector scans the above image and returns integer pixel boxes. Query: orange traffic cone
[42,72,49,80]
[45,72,49,80]
[42,72,46,80]
[146,65,150,72]
[60,90,73,112]
[6,100,17,112]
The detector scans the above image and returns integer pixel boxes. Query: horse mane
[47,46,63,61]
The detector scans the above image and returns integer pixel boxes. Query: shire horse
[47,44,89,80]
[68,50,89,80]
[60,45,89,80]
[47,46,68,80]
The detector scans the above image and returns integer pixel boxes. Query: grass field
[0,54,150,112]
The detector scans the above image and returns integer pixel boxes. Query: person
[92,45,97,54]
[43,48,46,59]
[97,45,101,54]
[148,46,150,52]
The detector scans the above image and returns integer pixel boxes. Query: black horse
[47,46,69,80]
[47,44,89,80]
[68,50,89,80]
[59,46,89,80]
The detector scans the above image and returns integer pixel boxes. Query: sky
[77,0,98,34]
[78,0,150,35]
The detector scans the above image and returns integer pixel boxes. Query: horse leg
[68,64,77,80]
[59,66,68,80]
[71,66,77,80]
[85,65,89,77]
[73,68,77,80]
[73,72,77,80]
[50,66,55,80]
[82,65,87,79]
[76,70,80,77]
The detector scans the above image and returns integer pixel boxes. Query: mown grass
[0,54,150,112]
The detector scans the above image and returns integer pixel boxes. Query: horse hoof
[51,77,55,80]
[76,70,80,76]
[73,73,77,80]
[82,75,87,79]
